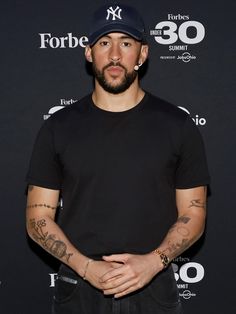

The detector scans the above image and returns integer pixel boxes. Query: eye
[122,41,132,47]
[99,40,110,46]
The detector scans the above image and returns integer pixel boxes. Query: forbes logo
[39,33,88,48]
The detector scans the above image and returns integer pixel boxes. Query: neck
[92,80,145,112]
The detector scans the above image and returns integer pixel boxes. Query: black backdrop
[1,0,236,313]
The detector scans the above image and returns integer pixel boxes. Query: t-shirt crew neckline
[88,92,148,116]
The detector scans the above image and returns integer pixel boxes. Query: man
[26,3,210,314]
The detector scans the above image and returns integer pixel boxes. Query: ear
[139,44,149,65]
[85,46,93,62]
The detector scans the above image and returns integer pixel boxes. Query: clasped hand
[98,253,162,298]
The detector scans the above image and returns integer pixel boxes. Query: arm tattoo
[168,225,190,237]
[177,215,191,224]
[27,203,57,211]
[29,218,73,262]
[177,227,190,236]
[164,238,190,256]
[163,215,191,256]
[168,215,191,234]
[189,199,206,210]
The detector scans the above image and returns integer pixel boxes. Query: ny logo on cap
[106,6,122,21]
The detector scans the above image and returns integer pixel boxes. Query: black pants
[52,264,183,314]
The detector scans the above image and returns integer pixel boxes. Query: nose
[109,43,121,63]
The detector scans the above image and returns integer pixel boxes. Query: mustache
[103,62,126,71]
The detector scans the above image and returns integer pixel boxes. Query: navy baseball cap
[88,3,147,46]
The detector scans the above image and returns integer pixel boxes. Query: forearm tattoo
[177,215,191,224]
[189,199,206,210]
[29,218,73,262]
[168,215,191,234]
[164,238,191,256]
[27,203,57,210]
[164,215,191,257]
[162,191,207,258]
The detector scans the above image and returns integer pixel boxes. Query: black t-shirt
[26,92,210,259]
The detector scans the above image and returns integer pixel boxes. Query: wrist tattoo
[29,218,73,262]
[164,238,190,256]
[189,199,206,210]
[27,204,57,211]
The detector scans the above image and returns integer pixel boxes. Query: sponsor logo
[178,106,207,126]
[106,6,122,20]
[173,256,190,263]
[177,52,196,63]
[172,259,205,300]
[150,14,205,62]
[43,98,77,120]
[39,33,88,49]
[167,14,190,21]
[179,290,197,300]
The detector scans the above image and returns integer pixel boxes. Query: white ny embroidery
[106,6,122,21]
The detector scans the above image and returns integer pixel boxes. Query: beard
[92,61,138,94]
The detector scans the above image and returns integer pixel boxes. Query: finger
[114,284,138,298]
[102,254,129,263]
[99,266,125,283]
[101,274,130,290]
[110,262,124,269]
[103,278,137,296]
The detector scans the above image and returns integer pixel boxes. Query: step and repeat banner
[1,0,235,313]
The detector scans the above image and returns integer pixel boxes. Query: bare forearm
[26,214,87,277]
[157,210,206,261]
[25,185,123,290]
[157,187,207,261]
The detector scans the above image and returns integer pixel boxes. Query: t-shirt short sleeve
[175,116,210,189]
[26,120,62,190]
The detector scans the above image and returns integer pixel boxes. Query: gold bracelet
[153,249,170,269]
[83,258,93,280]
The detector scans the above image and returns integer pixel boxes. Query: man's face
[86,33,147,94]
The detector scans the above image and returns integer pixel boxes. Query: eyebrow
[102,34,134,40]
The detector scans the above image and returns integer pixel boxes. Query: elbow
[194,216,206,242]
[26,217,34,241]
[196,226,205,242]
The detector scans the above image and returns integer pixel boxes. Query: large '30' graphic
[154,21,205,45]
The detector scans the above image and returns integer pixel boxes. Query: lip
[106,66,124,74]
